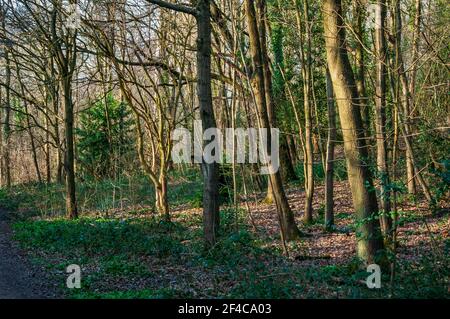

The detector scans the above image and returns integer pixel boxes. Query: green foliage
[430,160,450,204]
[101,255,151,276]
[13,217,185,258]
[12,98,26,127]
[70,288,189,299]
[195,230,261,268]
[76,94,134,180]
[0,188,20,211]
[11,208,450,299]
[229,270,304,299]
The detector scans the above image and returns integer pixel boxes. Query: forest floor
[0,209,60,299]
[1,180,449,299]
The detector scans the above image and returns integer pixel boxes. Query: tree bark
[49,5,79,219]
[353,0,370,133]
[1,10,11,187]
[245,0,302,241]
[374,0,392,239]
[324,69,336,230]
[197,0,220,247]
[63,75,78,219]
[323,0,384,263]
[294,0,314,224]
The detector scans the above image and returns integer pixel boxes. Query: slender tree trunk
[260,2,296,202]
[45,106,51,183]
[353,0,370,133]
[49,57,63,184]
[50,5,79,218]
[374,0,392,239]
[1,13,11,187]
[323,0,384,263]
[63,76,78,219]
[409,0,422,104]
[245,0,302,241]
[197,0,220,247]
[155,175,170,221]
[294,0,314,223]
[324,69,336,230]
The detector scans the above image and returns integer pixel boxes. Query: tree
[323,0,384,263]
[294,0,315,224]
[245,0,302,241]
[324,68,336,230]
[145,0,220,247]
[76,95,132,180]
[353,0,369,133]
[48,1,79,219]
[374,0,392,240]
[0,3,11,187]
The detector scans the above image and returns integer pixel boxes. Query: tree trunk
[45,107,51,183]
[1,13,11,187]
[51,4,79,219]
[374,0,392,239]
[323,0,384,263]
[197,0,220,248]
[155,176,170,222]
[245,0,301,241]
[324,69,336,230]
[353,0,370,133]
[50,57,64,185]
[295,0,314,223]
[260,1,296,202]
[409,0,422,103]
[63,76,78,219]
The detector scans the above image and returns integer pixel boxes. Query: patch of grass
[13,217,186,258]
[194,230,266,268]
[101,255,151,276]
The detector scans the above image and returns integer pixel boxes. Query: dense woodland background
[0,0,448,298]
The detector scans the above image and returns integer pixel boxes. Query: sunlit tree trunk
[323,0,384,263]
[245,0,302,241]
[324,69,336,230]
[374,0,392,239]
[294,0,314,223]
[50,5,79,219]
[263,2,296,203]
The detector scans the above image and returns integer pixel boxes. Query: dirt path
[0,210,59,299]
